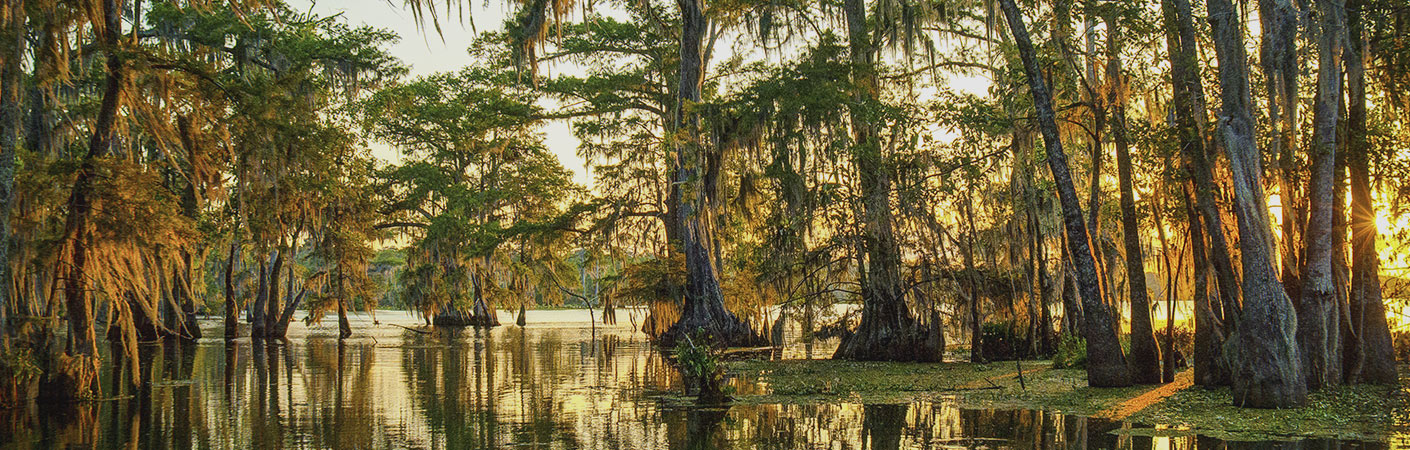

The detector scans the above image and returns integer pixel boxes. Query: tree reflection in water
[0,311,1396,449]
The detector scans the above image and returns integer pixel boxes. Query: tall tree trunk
[831,0,939,362]
[1331,114,1350,384]
[1108,12,1161,384]
[24,11,50,158]
[1345,0,1396,384]
[0,0,21,343]
[54,0,124,399]
[1185,183,1231,386]
[337,268,351,339]
[964,187,984,363]
[1205,0,1308,408]
[265,245,284,337]
[1297,0,1346,391]
[1154,187,1177,382]
[1026,159,1048,355]
[660,0,759,348]
[223,241,239,340]
[999,0,1132,387]
[1163,0,1242,332]
[1038,221,1054,354]
[250,250,274,339]
[173,116,202,341]
[1261,0,1303,300]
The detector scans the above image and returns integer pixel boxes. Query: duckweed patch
[726,359,1410,441]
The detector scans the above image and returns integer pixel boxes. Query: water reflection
[0,311,1394,449]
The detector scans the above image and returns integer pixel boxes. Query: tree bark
[1298,0,1347,391]
[265,246,285,337]
[1205,0,1307,407]
[0,0,21,343]
[224,241,239,340]
[659,0,760,348]
[173,116,202,341]
[1061,247,1084,335]
[271,269,324,339]
[829,0,940,362]
[1345,0,1397,384]
[52,0,124,400]
[1163,0,1242,332]
[999,0,1132,387]
[964,186,985,363]
[337,268,351,339]
[1108,12,1161,384]
[1154,187,1177,383]
[1038,223,1054,354]
[1260,0,1303,300]
[1185,183,1231,386]
[250,250,274,339]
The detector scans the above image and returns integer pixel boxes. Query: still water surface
[1,310,1397,449]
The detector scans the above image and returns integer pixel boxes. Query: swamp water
[0,310,1397,449]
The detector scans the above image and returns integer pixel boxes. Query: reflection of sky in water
[0,310,1396,449]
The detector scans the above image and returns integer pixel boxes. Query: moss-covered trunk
[1205,0,1307,408]
[1298,0,1346,390]
[832,0,940,362]
[659,0,759,348]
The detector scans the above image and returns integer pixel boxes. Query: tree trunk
[469,268,499,327]
[829,0,940,362]
[265,247,284,337]
[1345,0,1397,384]
[660,0,760,348]
[224,241,239,340]
[173,117,202,341]
[1061,247,1084,335]
[1163,0,1242,331]
[271,269,323,339]
[1038,224,1054,355]
[1205,0,1307,407]
[999,0,1132,387]
[250,250,274,339]
[1260,0,1303,300]
[1108,13,1161,384]
[172,256,201,340]
[964,187,984,363]
[1186,183,1231,386]
[337,268,351,339]
[0,0,21,343]
[1154,184,1179,382]
[1296,0,1345,391]
[53,0,124,400]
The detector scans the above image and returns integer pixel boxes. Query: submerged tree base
[38,353,101,402]
[658,306,764,349]
[432,309,500,328]
[832,312,943,362]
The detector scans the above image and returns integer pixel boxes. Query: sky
[288,0,593,188]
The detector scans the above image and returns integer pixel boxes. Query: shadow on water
[0,310,1396,449]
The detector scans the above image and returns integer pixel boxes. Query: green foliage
[1052,333,1087,369]
[672,329,732,404]
[361,38,585,319]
